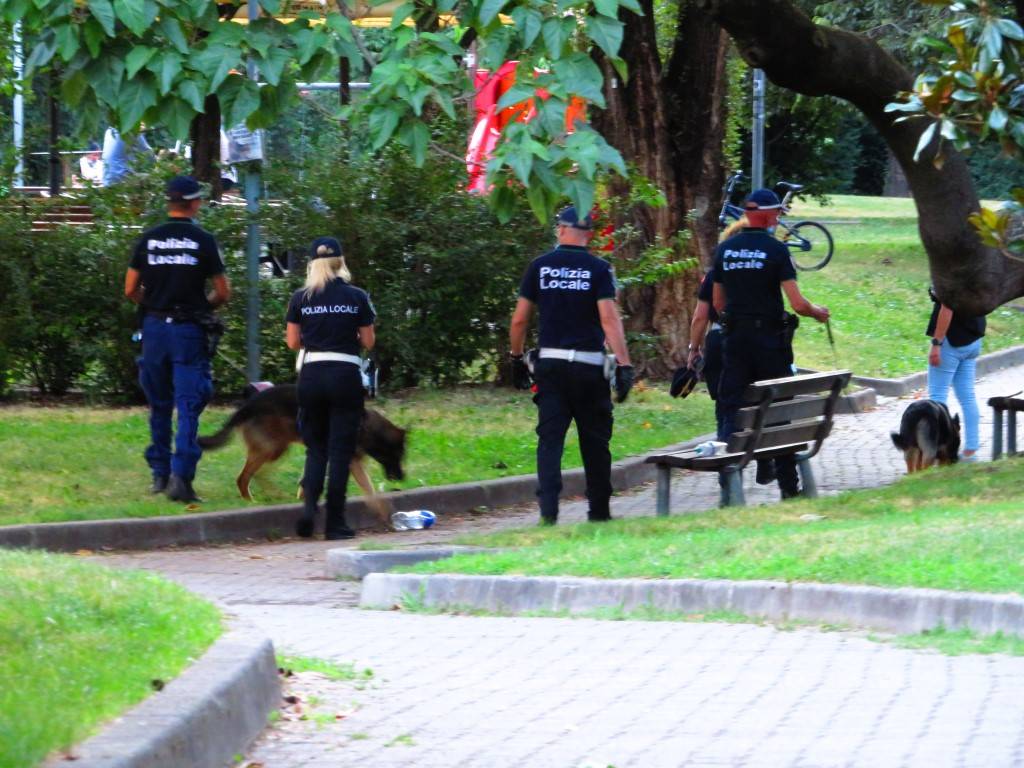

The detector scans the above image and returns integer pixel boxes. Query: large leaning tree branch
[698,0,1024,316]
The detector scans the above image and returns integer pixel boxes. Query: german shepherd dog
[890,400,961,473]
[199,384,407,522]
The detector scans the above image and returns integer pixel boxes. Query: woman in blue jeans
[926,289,986,459]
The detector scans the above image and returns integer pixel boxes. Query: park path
[94,364,1024,767]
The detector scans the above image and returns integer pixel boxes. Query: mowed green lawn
[0,550,221,768]
[413,457,1024,596]
[786,195,1024,377]
[0,385,713,527]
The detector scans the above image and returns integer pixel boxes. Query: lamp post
[751,68,766,189]
[244,0,262,382]
[12,22,24,187]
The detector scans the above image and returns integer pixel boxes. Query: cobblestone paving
[94,365,1024,767]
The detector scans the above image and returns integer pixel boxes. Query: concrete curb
[0,387,876,554]
[326,546,500,580]
[360,573,1024,638]
[851,344,1024,397]
[44,620,280,768]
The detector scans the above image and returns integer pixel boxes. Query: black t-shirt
[712,228,796,320]
[129,218,224,314]
[926,295,986,347]
[519,245,617,351]
[697,271,719,325]
[286,278,375,355]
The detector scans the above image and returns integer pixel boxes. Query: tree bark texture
[699,0,1024,316]
[189,94,223,199]
[592,0,729,375]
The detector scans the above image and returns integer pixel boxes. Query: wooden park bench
[646,370,852,511]
[988,394,1024,459]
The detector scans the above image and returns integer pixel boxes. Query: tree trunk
[48,75,61,196]
[699,0,1024,316]
[189,94,223,199]
[592,0,729,376]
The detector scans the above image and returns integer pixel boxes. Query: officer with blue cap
[124,176,231,502]
[509,205,634,525]
[712,188,829,499]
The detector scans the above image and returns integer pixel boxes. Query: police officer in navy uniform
[684,270,725,434]
[509,206,634,525]
[124,176,231,502]
[712,189,829,498]
[286,237,376,540]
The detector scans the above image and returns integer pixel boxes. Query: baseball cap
[669,365,700,398]
[744,188,782,210]
[166,175,203,201]
[556,206,594,230]
[310,236,343,260]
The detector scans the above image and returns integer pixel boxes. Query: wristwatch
[510,352,524,360]
[930,338,942,347]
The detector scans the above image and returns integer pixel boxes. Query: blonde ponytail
[303,248,352,298]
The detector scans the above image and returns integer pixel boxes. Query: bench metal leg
[656,465,671,517]
[797,458,818,499]
[1009,411,1018,456]
[722,469,745,507]
[993,409,1003,461]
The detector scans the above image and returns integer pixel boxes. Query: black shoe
[295,511,316,539]
[150,476,168,494]
[755,460,777,486]
[588,513,613,522]
[539,515,557,526]
[165,475,202,503]
[780,486,802,500]
[325,527,356,540]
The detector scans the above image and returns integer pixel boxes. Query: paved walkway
[93,365,1024,767]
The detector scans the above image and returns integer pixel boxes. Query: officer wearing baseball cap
[285,236,376,540]
[509,205,634,525]
[124,175,231,502]
[712,188,829,499]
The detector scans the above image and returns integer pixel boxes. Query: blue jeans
[927,338,982,452]
[138,316,213,481]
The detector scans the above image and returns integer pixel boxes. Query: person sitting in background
[926,287,986,461]
[78,142,103,186]
[102,126,154,186]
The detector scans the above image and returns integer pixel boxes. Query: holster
[195,312,226,359]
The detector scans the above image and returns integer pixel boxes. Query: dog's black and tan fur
[199,384,406,522]
[890,400,961,473]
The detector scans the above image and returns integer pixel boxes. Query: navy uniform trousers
[298,361,364,535]
[533,358,613,522]
[717,327,799,495]
[138,315,213,482]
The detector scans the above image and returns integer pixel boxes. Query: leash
[216,348,251,380]
[822,318,865,420]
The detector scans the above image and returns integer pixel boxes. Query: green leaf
[163,97,195,139]
[152,52,183,95]
[568,178,595,220]
[177,80,205,113]
[83,18,105,57]
[432,90,456,119]
[981,22,1003,59]
[159,16,190,55]
[53,24,79,60]
[989,105,1009,132]
[496,83,536,110]
[60,70,89,106]
[389,1,414,29]
[586,14,623,58]
[192,45,238,91]
[228,79,261,127]
[369,105,402,150]
[913,121,937,162]
[125,46,156,78]
[113,0,151,37]
[506,145,534,186]
[24,35,57,79]
[996,18,1024,41]
[950,89,979,102]
[525,182,551,223]
[594,0,618,17]
[551,54,606,107]
[88,0,116,36]
[401,120,430,166]
[117,76,158,132]
[510,6,542,48]
[479,0,506,26]
[616,0,642,14]
[953,70,975,88]
[489,184,517,224]
[542,17,568,59]
[256,48,291,87]
[258,0,281,13]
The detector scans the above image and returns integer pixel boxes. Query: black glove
[511,355,532,390]
[614,364,635,403]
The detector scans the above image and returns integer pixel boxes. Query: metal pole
[244,0,261,382]
[751,68,766,190]
[13,22,24,186]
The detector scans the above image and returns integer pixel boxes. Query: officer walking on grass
[124,176,231,503]
[713,188,828,499]
[509,206,634,525]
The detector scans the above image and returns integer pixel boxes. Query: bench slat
[727,418,830,452]
[744,370,851,399]
[735,395,830,429]
[988,396,1024,411]
[646,442,810,470]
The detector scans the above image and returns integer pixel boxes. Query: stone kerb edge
[852,343,1024,397]
[43,619,280,768]
[325,546,499,579]
[359,573,1024,638]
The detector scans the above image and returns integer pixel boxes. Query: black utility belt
[722,315,785,332]
[147,311,199,323]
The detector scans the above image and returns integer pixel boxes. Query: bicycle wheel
[779,220,834,271]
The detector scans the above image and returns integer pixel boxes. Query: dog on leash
[890,400,961,473]
[198,384,407,522]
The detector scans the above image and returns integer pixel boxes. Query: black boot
[755,460,777,486]
[166,475,202,503]
[295,506,317,538]
[150,476,168,494]
[324,509,355,540]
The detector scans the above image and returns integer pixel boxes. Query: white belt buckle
[567,350,576,363]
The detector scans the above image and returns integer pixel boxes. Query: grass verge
[0,549,221,768]
[0,385,712,527]
[409,457,1024,595]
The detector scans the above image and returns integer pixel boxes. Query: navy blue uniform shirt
[286,278,375,355]
[519,245,617,351]
[129,218,224,314]
[712,228,796,319]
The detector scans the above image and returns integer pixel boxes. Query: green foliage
[0,549,221,768]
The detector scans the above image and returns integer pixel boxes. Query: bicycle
[718,171,834,271]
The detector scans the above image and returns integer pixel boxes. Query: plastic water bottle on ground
[694,441,729,457]
[390,510,436,531]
